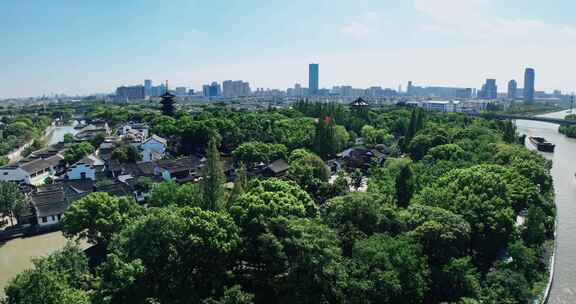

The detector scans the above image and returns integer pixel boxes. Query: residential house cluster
[1,121,195,229]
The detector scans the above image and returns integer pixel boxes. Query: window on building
[3,172,8,176]
[80,172,86,179]
[51,215,56,221]
[42,217,47,223]
[57,214,62,220]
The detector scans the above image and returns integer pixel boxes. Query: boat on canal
[529,136,556,153]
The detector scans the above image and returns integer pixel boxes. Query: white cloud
[415,0,491,23]
[414,0,576,44]
[340,12,384,40]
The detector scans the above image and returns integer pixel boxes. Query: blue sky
[2,0,576,98]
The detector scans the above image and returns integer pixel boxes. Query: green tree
[425,144,467,162]
[98,207,240,304]
[501,120,517,144]
[61,192,143,246]
[408,134,448,161]
[324,192,400,256]
[348,234,429,304]
[361,125,393,147]
[111,145,142,163]
[413,165,516,268]
[148,181,202,208]
[202,285,255,304]
[200,136,226,211]
[351,169,363,191]
[0,181,25,227]
[313,115,339,159]
[64,142,94,164]
[232,141,287,166]
[89,132,107,148]
[228,163,248,207]
[402,205,471,265]
[482,269,532,304]
[404,107,425,150]
[229,179,319,228]
[4,245,92,304]
[522,206,547,247]
[63,133,74,143]
[286,149,329,195]
[395,164,413,207]
[431,257,481,302]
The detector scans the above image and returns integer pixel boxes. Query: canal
[0,124,80,295]
[0,232,70,294]
[46,123,78,146]
[516,110,576,304]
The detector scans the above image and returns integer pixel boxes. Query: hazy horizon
[2,0,576,98]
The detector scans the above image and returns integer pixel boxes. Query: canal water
[0,232,70,294]
[0,124,80,295]
[516,111,576,304]
[46,123,77,146]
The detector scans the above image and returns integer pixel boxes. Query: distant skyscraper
[479,79,497,99]
[507,80,517,99]
[223,80,251,97]
[175,87,188,96]
[308,63,319,95]
[524,68,535,103]
[116,85,146,101]
[144,79,152,96]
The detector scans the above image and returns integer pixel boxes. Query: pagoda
[350,97,369,108]
[160,80,176,117]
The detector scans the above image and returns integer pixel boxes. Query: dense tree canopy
[99,207,240,304]
[64,142,95,164]
[4,103,556,304]
[61,192,144,245]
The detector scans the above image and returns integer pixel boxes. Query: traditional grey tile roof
[20,159,52,174]
[157,157,201,174]
[265,159,290,174]
[145,134,167,146]
[31,187,68,218]
[78,154,104,166]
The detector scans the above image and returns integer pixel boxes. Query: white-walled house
[140,135,167,162]
[0,155,64,186]
[66,163,96,180]
[30,186,68,227]
[65,154,103,180]
[119,122,149,139]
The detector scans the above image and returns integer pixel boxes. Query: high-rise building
[479,79,497,99]
[116,85,146,101]
[144,79,152,96]
[203,82,221,98]
[507,80,517,99]
[524,68,535,103]
[308,63,319,95]
[175,87,188,96]
[223,80,251,97]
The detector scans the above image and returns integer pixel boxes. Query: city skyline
[3,0,576,98]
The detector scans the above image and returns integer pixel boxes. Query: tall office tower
[309,63,319,95]
[407,81,413,95]
[524,68,535,103]
[222,80,233,97]
[507,80,517,99]
[294,83,303,96]
[479,79,498,99]
[116,85,146,101]
[144,79,152,96]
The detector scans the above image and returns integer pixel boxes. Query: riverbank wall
[6,124,56,164]
[542,218,558,304]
